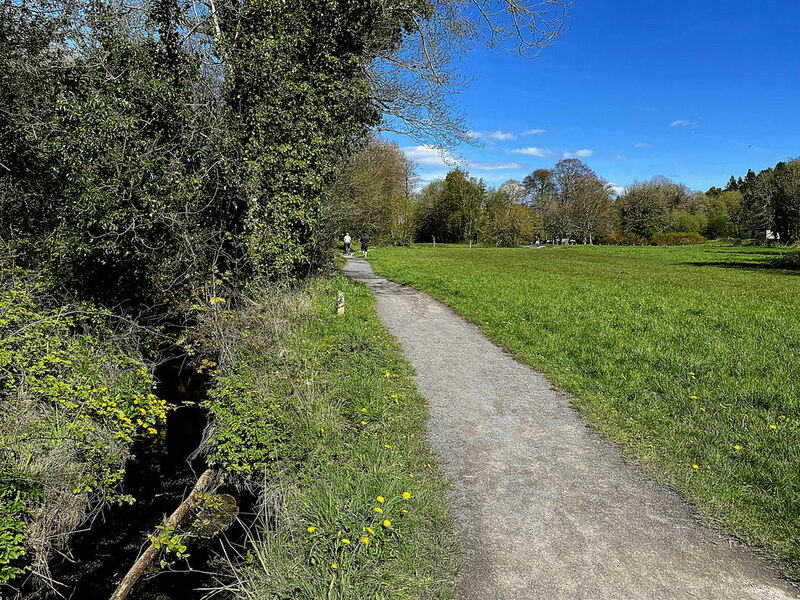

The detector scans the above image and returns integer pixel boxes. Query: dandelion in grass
[374,507,383,514]
[692,464,699,469]
[770,424,777,430]
[384,444,392,449]
[361,421,367,425]
[331,563,338,570]
[734,445,742,451]
[341,538,350,544]
[409,473,414,478]
[366,527,375,535]
[690,396,698,400]
[383,519,391,528]
[307,526,316,533]
[402,492,410,499]
[377,496,385,503]
[361,537,369,544]
[402,509,408,514]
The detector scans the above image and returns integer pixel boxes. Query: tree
[413,168,486,243]
[329,137,417,246]
[523,159,615,243]
[482,180,539,246]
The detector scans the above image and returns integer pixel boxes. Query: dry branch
[109,468,215,600]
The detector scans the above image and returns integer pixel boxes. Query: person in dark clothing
[360,234,370,258]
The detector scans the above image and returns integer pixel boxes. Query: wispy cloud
[467,160,523,171]
[635,142,652,148]
[562,149,595,159]
[509,146,554,158]
[472,130,517,141]
[670,119,698,129]
[521,129,547,136]
[401,145,460,168]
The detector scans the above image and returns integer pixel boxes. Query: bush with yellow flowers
[0,267,164,587]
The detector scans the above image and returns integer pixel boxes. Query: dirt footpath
[343,257,798,600]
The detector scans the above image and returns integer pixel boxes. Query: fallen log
[109,468,215,600]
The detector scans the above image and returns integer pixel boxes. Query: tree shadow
[679,247,800,274]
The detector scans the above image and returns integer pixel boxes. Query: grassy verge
[205,275,460,599]
[369,243,800,579]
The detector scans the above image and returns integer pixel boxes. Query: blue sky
[385,0,800,194]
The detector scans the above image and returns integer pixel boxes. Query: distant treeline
[338,139,800,246]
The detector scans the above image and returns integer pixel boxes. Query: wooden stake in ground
[109,468,215,600]
[336,291,345,315]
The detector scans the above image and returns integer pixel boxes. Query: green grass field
[369,243,800,579]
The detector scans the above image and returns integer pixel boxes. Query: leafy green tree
[482,181,539,246]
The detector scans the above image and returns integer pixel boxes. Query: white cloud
[609,184,625,196]
[562,149,595,159]
[467,160,523,171]
[670,119,698,129]
[509,146,554,158]
[401,145,460,168]
[470,130,518,141]
[521,129,547,136]
[635,142,652,148]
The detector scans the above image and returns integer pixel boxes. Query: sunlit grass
[211,275,459,599]
[370,243,800,580]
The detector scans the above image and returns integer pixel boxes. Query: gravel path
[343,257,798,600]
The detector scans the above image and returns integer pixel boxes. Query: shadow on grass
[681,260,800,274]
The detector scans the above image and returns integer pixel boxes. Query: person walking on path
[343,233,351,256]
[360,233,369,258]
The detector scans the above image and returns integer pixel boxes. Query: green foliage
[773,250,800,270]
[206,276,460,597]
[651,232,707,246]
[371,244,800,579]
[415,169,487,243]
[0,265,162,585]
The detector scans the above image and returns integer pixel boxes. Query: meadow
[369,243,800,579]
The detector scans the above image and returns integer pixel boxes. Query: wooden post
[336,291,345,315]
[109,469,215,600]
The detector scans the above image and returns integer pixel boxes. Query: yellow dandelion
[402,492,410,499]
[409,473,414,478]
[692,464,699,469]
[690,395,698,399]
[383,520,391,528]
[366,527,375,535]
[377,496,384,503]
[734,445,742,451]
[307,526,316,533]
[361,408,367,412]
[374,507,383,514]
[770,424,777,430]
[360,537,370,544]
[688,372,695,376]
[361,421,367,425]
[331,563,338,570]
[402,509,408,514]
[341,538,350,544]
[384,444,392,449]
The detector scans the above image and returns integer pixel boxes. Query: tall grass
[207,275,460,599]
[370,243,800,579]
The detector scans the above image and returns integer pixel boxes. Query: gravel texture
[343,256,798,600]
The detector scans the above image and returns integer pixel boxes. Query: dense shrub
[651,232,707,246]
[774,250,800,270]
[0,266,162,588]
